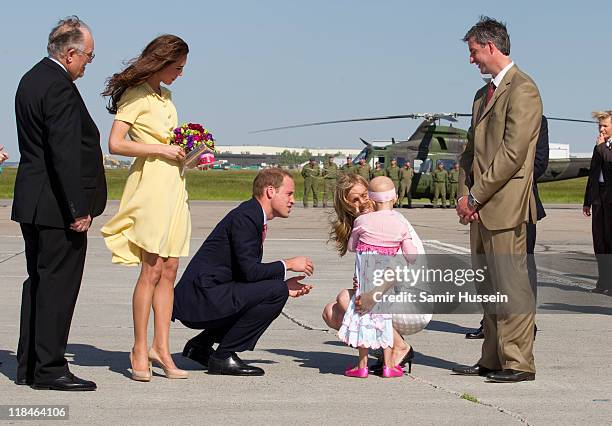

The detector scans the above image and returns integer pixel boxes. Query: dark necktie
[485,82,496,106]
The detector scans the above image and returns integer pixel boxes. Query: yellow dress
[101,83,191,265]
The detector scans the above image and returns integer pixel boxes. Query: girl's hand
[359,199,374,214]
[159,144,185,162]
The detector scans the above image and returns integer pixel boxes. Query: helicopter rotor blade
[249,114,422,133]
[545,116,596,124]
[452,113,595,124]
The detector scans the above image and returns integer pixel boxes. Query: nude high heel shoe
[129,351,152,382]
[148,348,188,379]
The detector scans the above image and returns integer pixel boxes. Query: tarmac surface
[0,200,611,425]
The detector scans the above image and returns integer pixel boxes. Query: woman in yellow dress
[101,35,190,381]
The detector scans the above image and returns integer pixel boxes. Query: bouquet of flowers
[169,123,215,172]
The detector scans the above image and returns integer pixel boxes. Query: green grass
[0,167,590,203]
[538,177,588,204]
[460,393,479,403]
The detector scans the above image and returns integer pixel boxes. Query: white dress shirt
[48,56,68,74]
[492,61,515,89]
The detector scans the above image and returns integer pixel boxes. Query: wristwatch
[467,192,480,209]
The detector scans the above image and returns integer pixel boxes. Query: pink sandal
[345,366,369,378]
[382,365,404,378]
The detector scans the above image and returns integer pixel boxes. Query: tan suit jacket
[458,65,542,231]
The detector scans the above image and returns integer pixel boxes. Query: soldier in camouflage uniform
[370,162,385,179]
[340,157,355,175]
[355,158,371,182]
[398,162,414,208]
[385,158,401,204]
[447,162,460,208]
[321,156,339,208]
[301,157,320,207]
[431,161,448,208]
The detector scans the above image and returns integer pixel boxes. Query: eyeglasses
[75,49,95,62]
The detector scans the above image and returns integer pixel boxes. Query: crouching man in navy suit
[173,168,313,376]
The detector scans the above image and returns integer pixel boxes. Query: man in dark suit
[583,111,612,296]
[174,169,313,376]
[12,16,106,391]
[466,115,549,339]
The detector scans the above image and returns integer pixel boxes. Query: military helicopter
[252,112,594,201]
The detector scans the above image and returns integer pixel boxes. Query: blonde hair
[329,173,370,256]
[592,111,612,122]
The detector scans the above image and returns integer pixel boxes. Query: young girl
[338,176,418,378]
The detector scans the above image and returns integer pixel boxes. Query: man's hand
[284,256,314,276]
[456,196,477,225]
[70,215,91,233]
[286,275,313,298]
[0,145,8,164]
[583,206,591,217]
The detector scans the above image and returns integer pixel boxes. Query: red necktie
[262,223,268,243]
[485,82,496,106]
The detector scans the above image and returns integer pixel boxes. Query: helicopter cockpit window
[437,159,456,170]
[377,156,385,165]
[416,158,432,173]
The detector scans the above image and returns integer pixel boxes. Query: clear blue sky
[1,0,610,160]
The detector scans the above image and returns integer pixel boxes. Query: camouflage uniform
[432,168,448,208]
[370,167,385,179]
[398,166,414,208]
[301,163,320,207]
[321,160,339,208]
[340,163,355,175]
[355,163,371,182]
[385,165,401,199]
[447,168,459,207]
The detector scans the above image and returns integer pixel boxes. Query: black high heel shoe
[369,346,415,375]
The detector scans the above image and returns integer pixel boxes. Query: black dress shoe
[465,325,485,339]
[207,353,264,376]
[452,364,498,376]
[369,347,415,375]
[32,373,96,391]
[15,378,33,386]
[486,369,535,383]
[182,340,215,368]
[591,287,611,296]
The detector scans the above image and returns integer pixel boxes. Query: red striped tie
[485,82,496,106]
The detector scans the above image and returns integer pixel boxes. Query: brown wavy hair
[102,34,189,114]
[329,173,371,256]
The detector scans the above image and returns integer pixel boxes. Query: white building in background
[215,145,362,158]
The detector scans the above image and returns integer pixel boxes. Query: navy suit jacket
[173,198,285,322]
[532,115,549,221]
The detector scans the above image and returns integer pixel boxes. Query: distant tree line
[277,149,343,166]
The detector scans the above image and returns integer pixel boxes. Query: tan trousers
[470,221,536,373]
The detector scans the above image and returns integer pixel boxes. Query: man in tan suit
[452,17,541,383]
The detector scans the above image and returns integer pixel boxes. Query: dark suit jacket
[173,198,286,322]
[12,58,107,228]
[532,115,549,221]
[583,139,612,207]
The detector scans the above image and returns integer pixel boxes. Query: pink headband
[368,189,396,202]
